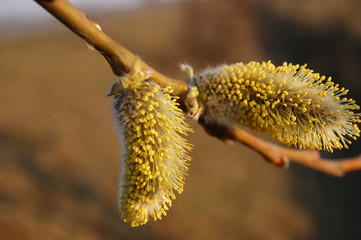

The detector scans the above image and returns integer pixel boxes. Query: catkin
[112,79,192,227]
[194,61,361,151]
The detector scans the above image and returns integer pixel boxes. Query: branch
[34,0,188,98]
[34,0,361,177]
[229,127,361,177]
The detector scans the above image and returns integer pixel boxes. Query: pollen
[195,61,361,151]
[111,66,192,227]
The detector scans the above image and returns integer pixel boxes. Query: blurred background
[0,0,360,239]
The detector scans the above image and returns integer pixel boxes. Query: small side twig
[229,127,361,177]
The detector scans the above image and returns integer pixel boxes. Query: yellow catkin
[195,61,361,151]
[111,65,192,227]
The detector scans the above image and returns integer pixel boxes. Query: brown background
[0,0,360,239]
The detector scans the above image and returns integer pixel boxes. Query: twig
[34,0,188,98]
[34,0,361,177]
[229,127,361,177]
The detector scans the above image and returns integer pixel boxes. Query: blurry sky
[0,0,180,39]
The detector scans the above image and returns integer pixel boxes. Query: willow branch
[229,127,361,177]
[34,0,188,98]
[35,0,361,177]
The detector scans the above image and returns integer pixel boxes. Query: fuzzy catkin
[112,81,192,227]
[194,61,361,151]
